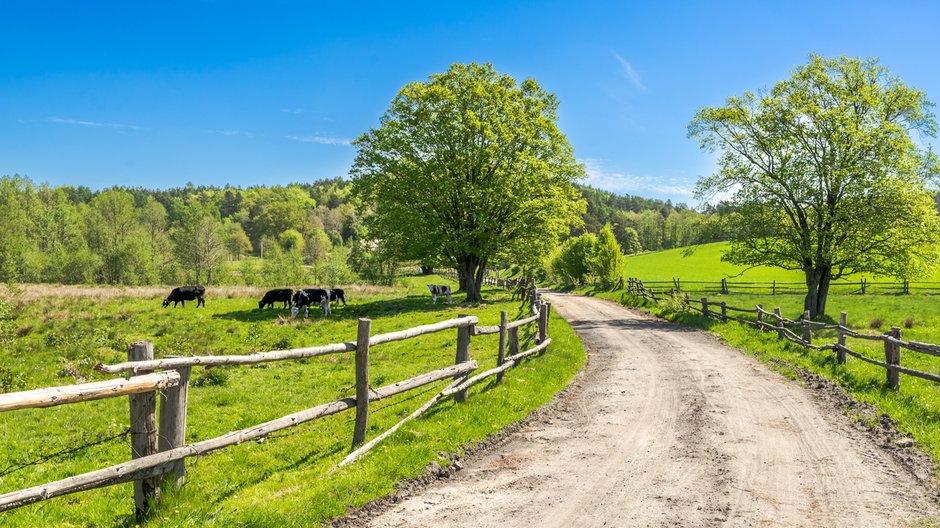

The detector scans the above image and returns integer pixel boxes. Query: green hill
[624,242,940,284]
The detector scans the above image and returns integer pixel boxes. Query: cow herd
[160,283,451,318]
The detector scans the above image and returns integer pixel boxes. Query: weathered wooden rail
[0,298,554,519]
[627,277,940,391]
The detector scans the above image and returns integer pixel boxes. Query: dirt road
[366,293,937,527]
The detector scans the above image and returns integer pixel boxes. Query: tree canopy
[689,55,940,316]
[351,62,585,302]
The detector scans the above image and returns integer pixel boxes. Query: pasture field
[624,241,940,284]
[0,276,586,527]
[593,286,940,464]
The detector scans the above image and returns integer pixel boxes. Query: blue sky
[2,0,939,206]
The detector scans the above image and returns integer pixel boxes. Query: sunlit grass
[0,275,586,527]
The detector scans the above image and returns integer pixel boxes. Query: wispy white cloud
[285,135,352,146]
[202,129,253,138]
[279,108,304,114]
[49,117,144,131]
[581,158,693,199]
[611,52,647,92]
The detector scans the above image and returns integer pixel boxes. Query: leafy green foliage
[591,223,624,290]
[548,233,596,286]
[0,177,364,286]
[351,62,586,301]
[689,55,940,316]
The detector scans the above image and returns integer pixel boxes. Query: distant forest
[576,185,720,253]
[0,175,718,286]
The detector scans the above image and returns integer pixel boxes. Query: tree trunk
[803,266,831,318]
[456,256,484,303]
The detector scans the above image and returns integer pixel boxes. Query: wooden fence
[626,277,940,391]
[0,296,553,519]
[629,277,936,296]
[433,268,525,291]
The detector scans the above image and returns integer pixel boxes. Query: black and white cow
[327,288,347,308]
[427,284,452,304]
[162,286,206,308]
[258,288,293,310]
[290,288,332,318]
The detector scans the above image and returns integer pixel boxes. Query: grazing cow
[258,288,293,310]
[428,284,452,304]
[290,288,332,318]
[162,286,206,308]
[327,288,347,308]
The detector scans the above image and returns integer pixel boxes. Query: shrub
[591,223,625,290]
[869,317,885,329]
[193,367,229,387]
[904,317,915,329]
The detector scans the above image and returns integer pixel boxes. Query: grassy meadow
[600,243,940,466]
[625,241,940,285]
[0,275,586,527]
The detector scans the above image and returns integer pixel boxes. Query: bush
[591,223,624,290]
[869,317,885,329]
[904,316,915,329]
[193,367,230,387]
[548,233,596,287]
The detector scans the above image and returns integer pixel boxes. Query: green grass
[625,241,940,285]
[590,286,940,468]
[0,275,586,527]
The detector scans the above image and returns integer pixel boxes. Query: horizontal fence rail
[0,294,554,520]
[626,277,940,394]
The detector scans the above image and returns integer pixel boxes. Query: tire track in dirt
[362,293,938,527]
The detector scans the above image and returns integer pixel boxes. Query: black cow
[162,286,206,308]
[327,288,347,307]
[291,288,332,318]
[428,284,452,304]
[258,288,293,310]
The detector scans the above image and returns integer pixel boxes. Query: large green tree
[690,55,940,316]
[351,62,585,302]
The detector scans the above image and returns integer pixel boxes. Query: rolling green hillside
[624,242,805,282]
[624,241,940,283]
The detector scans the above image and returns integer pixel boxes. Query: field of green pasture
[624,241,940,284]
[594,286,940,465]
[0,275,586,527]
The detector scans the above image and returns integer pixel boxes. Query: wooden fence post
[903,279,910,295]
[701,298,709,318]
[535,302,550,342]
[353,318,371,446]
[720,302,727,322]
[802,310,812,344]
[721,278,729,294]
[772,280,776,296]
[128,341,159,520]
[544,302,551,340]
[774,308,784,340]
[497,311,508,384]
[508,323,519,358]
[454,314,472,403]
[836,312,847,364]
[861,278,867,295]
[885,327,901,391]
[756,304,764,331]
[157,358,190,490]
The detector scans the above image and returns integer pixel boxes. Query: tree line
[0,176,386,287]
